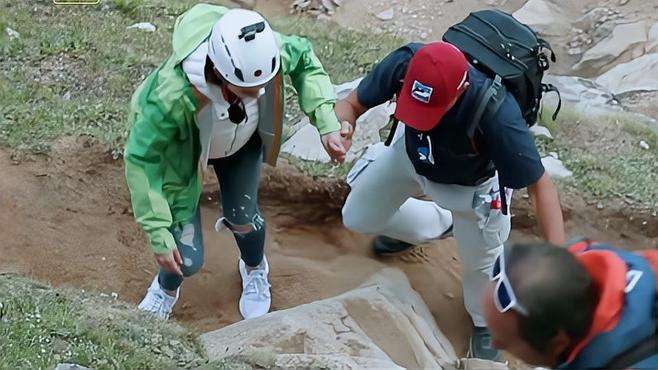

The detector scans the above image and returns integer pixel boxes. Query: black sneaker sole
[373,224,454,257]
[372,236,415,256]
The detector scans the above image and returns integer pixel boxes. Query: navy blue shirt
[357,43,545,189]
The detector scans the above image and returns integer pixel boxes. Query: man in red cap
[335,42,565,361]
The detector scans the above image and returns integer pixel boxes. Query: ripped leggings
[158,134,265,291]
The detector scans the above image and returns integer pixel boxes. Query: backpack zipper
[470,12,536,53]
[452,24,529,70]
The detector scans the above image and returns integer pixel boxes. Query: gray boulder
[542,74,622,115]
[201,268,504,369]
[573,7,614,31]
[512,0,571,36]
[596,53,658,95]
[542,154,573,179]
[573,21,648,76]
[281,78,394,163]
[53,365,91,370]
[646,22,658,54]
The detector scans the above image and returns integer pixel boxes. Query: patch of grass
[271,17,402,85]
[537,108,658,210]
[111,0,145,15]
[273,16,403,125]
[0,0,400,156]
[0,1,176,152]
[284,154,352,180]
[0,274,207,370]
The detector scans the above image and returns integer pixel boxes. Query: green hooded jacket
[124,4,340,254]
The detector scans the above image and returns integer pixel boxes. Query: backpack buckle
[492,75,503,90]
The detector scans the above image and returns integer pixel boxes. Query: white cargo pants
[342,134,511,327]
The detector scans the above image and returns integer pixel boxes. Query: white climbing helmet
[208,9,281,88]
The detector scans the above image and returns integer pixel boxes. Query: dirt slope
[0,138,471,353]
[1,137,654,360]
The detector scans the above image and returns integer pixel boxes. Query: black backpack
[443,9,562,133]
[442,9,562,214]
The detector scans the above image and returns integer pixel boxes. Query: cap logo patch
[411,80,433,104]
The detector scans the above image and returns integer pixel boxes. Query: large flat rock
[512,0,572,36]
[596,53,658,95]
[542,74,622,116]
[573,21,648,76]
[201,268,500,369]
[281,78,394,164]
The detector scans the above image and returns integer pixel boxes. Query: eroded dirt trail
[0,139,654,358]
[0,140,471,353]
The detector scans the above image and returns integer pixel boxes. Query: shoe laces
[146,287,172,318]
[244,269,271,299]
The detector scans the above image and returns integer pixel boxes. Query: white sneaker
[238,257,271,319]
[137,275,179,320]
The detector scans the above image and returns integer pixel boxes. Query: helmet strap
[220,83,239,104]
[204,56,223,86]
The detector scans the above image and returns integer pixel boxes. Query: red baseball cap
[394,42,469,132]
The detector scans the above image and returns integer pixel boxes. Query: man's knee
[342,201,380,234]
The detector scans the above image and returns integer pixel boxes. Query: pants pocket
[482,208,511,248]
[473,187,512,248]
[346,142,386,186]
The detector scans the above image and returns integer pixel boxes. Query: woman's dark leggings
[158,134,265,291]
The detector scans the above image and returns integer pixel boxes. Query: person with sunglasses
[483,241,658,369]
[335,41,565,360]
[124,4,351,320]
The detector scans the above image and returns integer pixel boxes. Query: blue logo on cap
[411,80,433,104]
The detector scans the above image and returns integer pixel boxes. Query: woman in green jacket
[125,4,351,320]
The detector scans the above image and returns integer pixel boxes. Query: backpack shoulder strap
[467,75,510,215]
[604,251,658,369]
[467,74,506,149]
[605,331,658,369]
[384,115,400,147]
